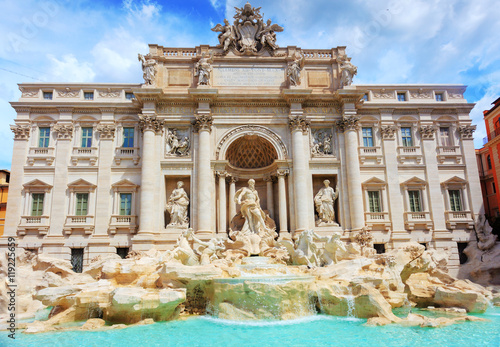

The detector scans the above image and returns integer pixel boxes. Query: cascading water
[345,287,356,320]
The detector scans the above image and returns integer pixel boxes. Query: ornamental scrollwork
[380,125,396,140]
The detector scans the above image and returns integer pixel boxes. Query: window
[401,127,413,147]
[487,155,492,170]
[75,193,89,216]
[39,127,50,148]
[368,191,381,212]
[493,182,496,194]
[43,92,53,100]
[397,92,406,101]
[117,247,129,259]
[84,92,94,100]
[120,193,132,215]
[123,127,134,148]
[362,127,374,147]
[71,248,84,273]
[125,92,134,100]
[435,93,444,102]
[408,190,422,212]
[448,190,462,212]
[81,127,93,148]
[362,94,369,101]
[440,127,451,146]
[31,193,44,216]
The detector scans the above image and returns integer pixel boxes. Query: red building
[477,97,500,222]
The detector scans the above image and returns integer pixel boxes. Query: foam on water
[199,314,334,327]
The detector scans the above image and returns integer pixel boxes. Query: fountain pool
[3,307,499,347]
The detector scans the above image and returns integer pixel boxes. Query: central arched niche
[226,135,278,169]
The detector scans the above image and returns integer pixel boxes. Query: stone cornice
[281,89,313,104]
[188,88,218,103]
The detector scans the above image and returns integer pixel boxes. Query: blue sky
[0,0,499,169]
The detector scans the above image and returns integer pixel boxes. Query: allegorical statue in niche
[314,180,339,225]
[338,55,357,88]
[166,181,189,227]
[287,54,305,86]
[194,52,214,86]
[234,179,269,234]
[138,53,156,85]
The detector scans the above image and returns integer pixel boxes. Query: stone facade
[1,7,483,276]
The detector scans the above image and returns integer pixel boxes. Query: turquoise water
[2,307,500,347]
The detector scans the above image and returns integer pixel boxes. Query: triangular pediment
[23,179,52,190]
[68,178,97,189]
[363,177,386,186]
[401,176,427,186]
[441,176,467,186]
[112,179,139,188]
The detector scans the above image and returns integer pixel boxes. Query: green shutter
[449,190,462,212]
[31,193,44,216]
[76,193,89,216]
[368,191,381,213]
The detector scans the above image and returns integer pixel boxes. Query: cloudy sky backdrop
[0,0,499,169]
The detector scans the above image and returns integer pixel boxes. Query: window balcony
[18,215,50,235]
[404,211,433,231]
[114,147,140,165]
[64,215,95,234]
[436,146,462,164]
[445,210,474,230]
[364,212,391,231]
[397,146,423,164]
[358,146,383,164]
[109,215,137,234]
[71,147,98,166]
[27,147,55,166]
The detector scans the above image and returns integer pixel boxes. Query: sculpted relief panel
[165,128,191,157]
[310,128,334,156]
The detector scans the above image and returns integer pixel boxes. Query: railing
[486,127,500,142]
[161,48,197,57]
[358,146,383,164]
[365,212,389,221]
[398,146,420,154]
[109,215,137,234]
[445,211,472,220]
[404,211,431,221]
[114,147,140,165]
[29,147,55,156]
[72,147,97,156]
[20,215,49,225]
[301,50,333,59]
[65,215,95,225]
[436,146,462,164]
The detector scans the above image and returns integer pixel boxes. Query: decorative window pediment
[363,177,386,187]
[441,176,467,188]
[401,176,427,188]
[112,179,140,191]
[23,179,53,192]
[68,178,97,192]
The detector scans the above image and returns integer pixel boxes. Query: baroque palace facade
[2,4,482,275]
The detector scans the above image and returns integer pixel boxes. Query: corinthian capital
[53,123,74,139]
[380,125,396,140]
[289,115,310,134]
[192,115,213,133]
[10,124,31,140]
[419,125,436,140]
[139,114,164,134]
[458,125,476,139]
[96,123,116,139]
[336,116,360,132]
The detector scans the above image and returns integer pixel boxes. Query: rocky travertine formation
[0,240,495,333]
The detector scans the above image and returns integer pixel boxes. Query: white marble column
[338,114,364,231]
[265,176,275,219]
[138,115,163,234]
[217,171,227,233]
[193,114,213,234]
[277,169,289,233]
[459,124,483,216]
[228,176,237,224]
[290,114,311,233]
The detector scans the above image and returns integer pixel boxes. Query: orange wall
[0,186,7,237]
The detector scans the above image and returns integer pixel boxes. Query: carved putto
[138,53,157,85]
[287,54,305,86]
[194,52,214,86]
[166,128,190,156]
[311,129,333,156]
[338,55,357,88]
[211,2,283,55]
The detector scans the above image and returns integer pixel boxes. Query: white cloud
[46,54,95,82]
[123,0,162,24]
